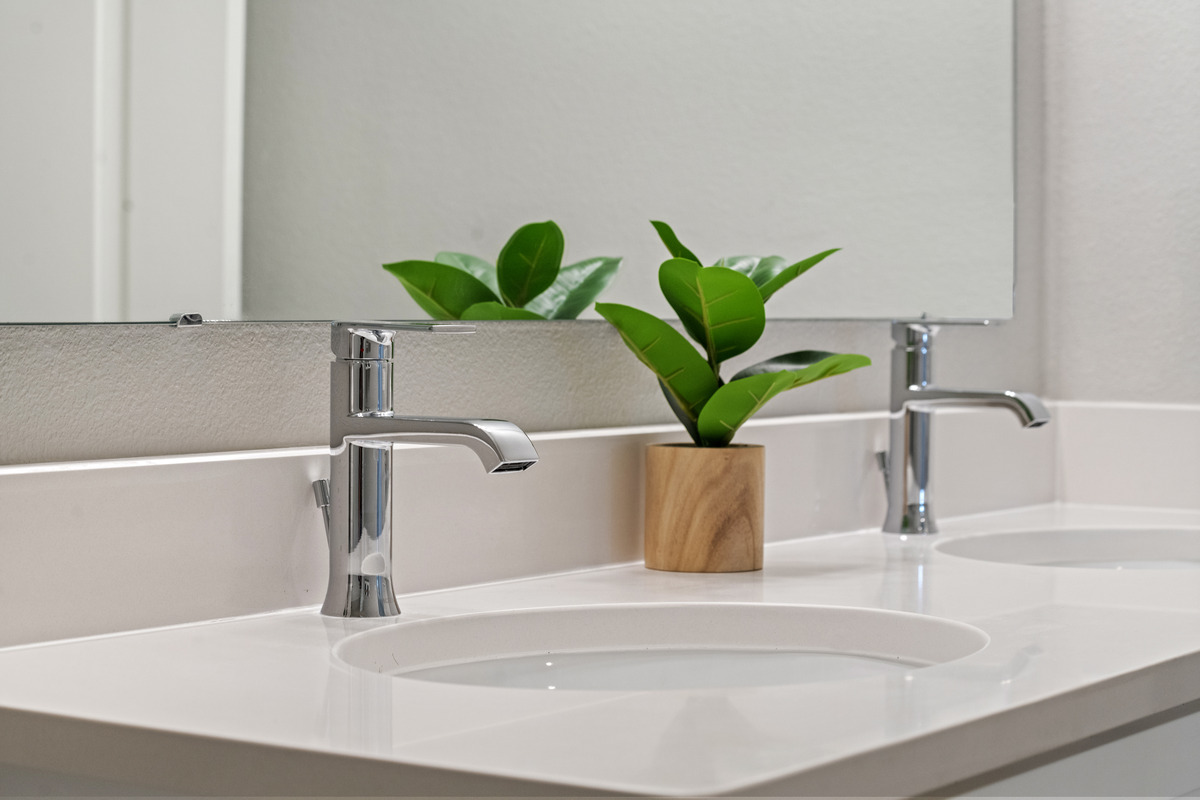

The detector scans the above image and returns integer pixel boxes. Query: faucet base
[884,503,938,535]
[321,575,401,618]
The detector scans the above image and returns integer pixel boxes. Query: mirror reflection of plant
[596,221,871,447]
[383,221,622,320]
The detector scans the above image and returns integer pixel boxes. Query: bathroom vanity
[1,403,1199,797]
[4,1,1198,793]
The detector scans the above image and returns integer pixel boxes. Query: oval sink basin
[937,528,1200,570]
[334,604,988,691]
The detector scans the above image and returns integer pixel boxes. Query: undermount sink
[333,603,988,691]
[937,528,1200,570]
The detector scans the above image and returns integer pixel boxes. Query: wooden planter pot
[644,443,764,573]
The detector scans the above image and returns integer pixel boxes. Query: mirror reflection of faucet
[313,322,539,618]
[878,323,1050,534]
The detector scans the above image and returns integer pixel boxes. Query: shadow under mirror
[3,0,1013,324]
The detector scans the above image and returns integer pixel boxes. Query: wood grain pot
[644,443,764,573]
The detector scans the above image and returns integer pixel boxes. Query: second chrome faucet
[315,322,539,618]
[879,323,1049,535]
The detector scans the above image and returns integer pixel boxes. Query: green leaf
[435,252,499,297]
[496,221,564,307]
[780,352,872,389]
[658,259,766,368]
[382,260,501,320]
[730,349,840,382]
[747,256,787,285]
[758,248,840,303]
[713,255,765,276]
[461,302,546,320]
[525,257,621,320]
[696,352,871,446]
[595,302,720,426]
[696,372,795,447]
[650,220,701,264]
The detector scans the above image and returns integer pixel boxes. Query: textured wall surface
[0,320,877,465]
[1043,1,1200,403]
[0,311,1051,466]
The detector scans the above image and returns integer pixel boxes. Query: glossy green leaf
[747,256,787,285]
[435,251,499,296]
[460,302,546,320]
[382,260,501,320]
[730,349,840,382]
[595,302,719,424]
[650,220,701,264]
[696,372,794,447]
[658,259,766,367]
[496,220,564,307]
[758,248,840,303]
[713,255,765,276]
[779,351,871,389]
[525,257,622,320]
[696,352,871,446]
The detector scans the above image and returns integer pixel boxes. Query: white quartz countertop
[3,503,1200,797]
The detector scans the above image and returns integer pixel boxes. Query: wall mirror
[2,0,1013,324]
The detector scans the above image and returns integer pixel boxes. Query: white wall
[1043,1,1200,404]
[124,0,245,321]
[0,0,98,321]
[242,0,1015,322]
[0,0,244,323]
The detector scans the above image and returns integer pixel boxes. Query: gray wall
[0,0,97,321]
[0,305,1046,466]
[7,1,1195,468]
[1042,0,1200,403]
[241,0,1017,322]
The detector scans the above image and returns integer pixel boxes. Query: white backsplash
[0,401,1113,647]
[1055,402,1200,510]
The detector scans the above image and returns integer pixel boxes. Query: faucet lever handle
[311,479,331,546]
[332,321,475,360]
[875,450,891,495]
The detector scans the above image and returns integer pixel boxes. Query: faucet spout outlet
[318,322,539,618]
[879,322,1049,535]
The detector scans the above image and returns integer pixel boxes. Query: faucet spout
[902,388,1050,429]
[336,416,539,474]
[880,323,1050,535]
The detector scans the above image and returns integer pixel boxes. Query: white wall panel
[0,0,244,323]
[1043,1,1200,404]
[125,0,244,321]
[0,0,97,321]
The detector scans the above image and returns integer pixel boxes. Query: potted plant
[383,220,621,320]
[596,221,871,573]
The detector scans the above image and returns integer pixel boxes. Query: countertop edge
[4,648,1200,797]
[0,705,615,798]
[742,648,1200,798]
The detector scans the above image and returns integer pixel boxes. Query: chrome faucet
[314,322,539,618]
[878,322,1049,534]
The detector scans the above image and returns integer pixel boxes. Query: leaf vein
[708,317,757,330]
